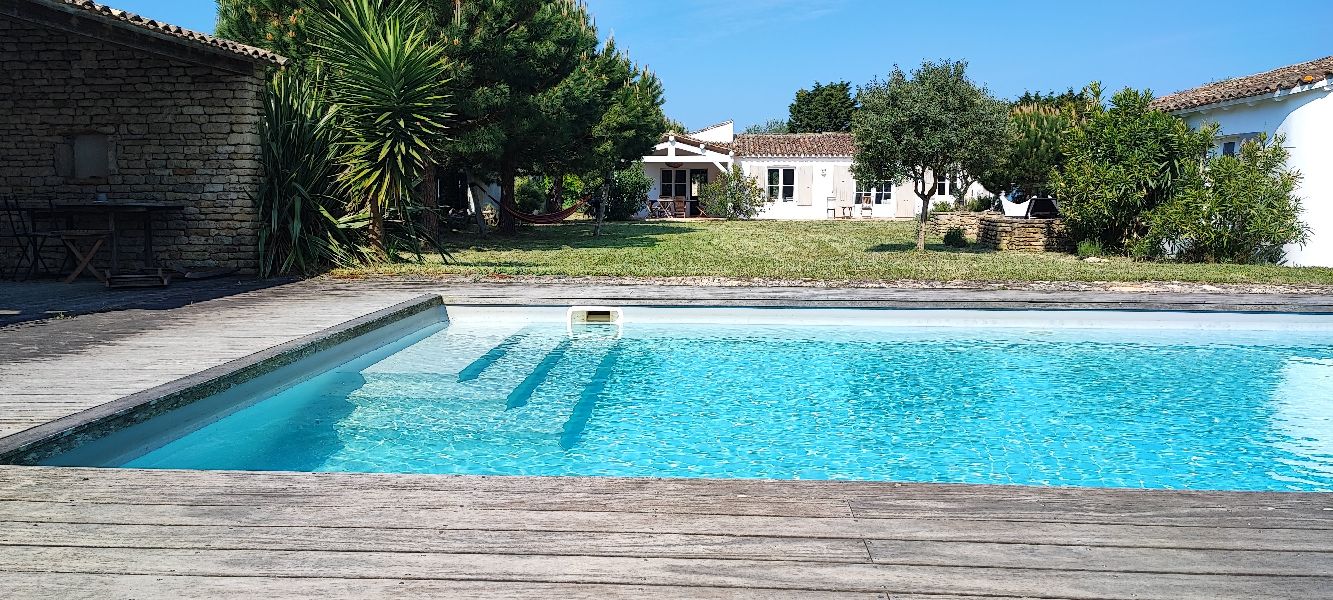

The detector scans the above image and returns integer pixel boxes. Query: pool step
[504,340,572,410]
[559,343,622,450]
[457,329,531,382]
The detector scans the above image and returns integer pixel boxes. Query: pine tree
[216,0,313,63]
[426,0,662,231]
[787,81,856,133]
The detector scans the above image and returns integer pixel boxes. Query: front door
[688,169,709,217]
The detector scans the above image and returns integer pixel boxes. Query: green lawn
[335,219,1333,285]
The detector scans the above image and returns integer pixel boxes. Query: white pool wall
[443,305,1333,332]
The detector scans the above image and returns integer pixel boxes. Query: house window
[934,174,953,197]
[1222,141,1237,157]
[856,180,894,204]
[660,169,687,197]
[767,167,795,201]
[62,133,110,180]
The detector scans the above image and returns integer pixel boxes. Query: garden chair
[1,194,59,280]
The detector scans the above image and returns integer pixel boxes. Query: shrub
[600,164,653,221]
[1051,88,1215,252]
[943,227,969,248]
[1076,239,1104,258]
[1143,135,1308,263]
[699,165,766,219]
[514,177,547,214]
[931,200,956,213]
[979,100,1079,199]
[964,194,997,212]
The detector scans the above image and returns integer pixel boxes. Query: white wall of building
[737,157,988,220]
[1178,84,1333,267]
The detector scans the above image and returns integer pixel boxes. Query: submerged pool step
[457,329,532,383]
[504,340,572,410]
[559,343,622,450]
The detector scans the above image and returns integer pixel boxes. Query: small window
[661,169,688,197]
[934,174,953,197]
[856,180,894,204]
[767,168,795,201]
[72,133,110,179]
[1221,141,1237,157]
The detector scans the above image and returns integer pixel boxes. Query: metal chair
[1,194,60,280]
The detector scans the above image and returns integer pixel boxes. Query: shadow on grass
[866,242,999,254]
[442,221,698,253]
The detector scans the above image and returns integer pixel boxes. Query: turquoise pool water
[106,318,1333,491]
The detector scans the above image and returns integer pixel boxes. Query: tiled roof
[1151,55,1333,112]
[733,133,854,158]
[41,0,287,65]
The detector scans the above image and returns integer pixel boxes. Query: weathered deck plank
[3,545,1330,599]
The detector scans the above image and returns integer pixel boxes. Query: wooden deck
[0,466,1330,598]
[2,279,1332,598]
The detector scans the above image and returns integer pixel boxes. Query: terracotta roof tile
[733,133,854,158]
[1151,55,1333,112]
[44,0,286,66]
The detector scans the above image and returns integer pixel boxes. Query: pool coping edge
[0,293,444,464]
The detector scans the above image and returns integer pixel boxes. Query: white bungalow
[1153,55,1333,267]
[641,123,988,219]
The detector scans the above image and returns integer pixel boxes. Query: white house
[1152,55,1333,267]
[641,122,987,219]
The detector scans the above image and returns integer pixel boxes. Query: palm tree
[312,0,451,258]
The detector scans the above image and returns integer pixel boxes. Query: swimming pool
[37,306,1333,491]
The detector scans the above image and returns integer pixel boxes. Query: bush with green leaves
[943,227,969,248]
[699,165,766,219]
[980,102,1075,199]
[1051,88,1215,253]
[1076,239,1104,258]
[1142,135,1307,263]
[256,68,363,276]
[602,164,653,220]
[931,200,956,213]
[964,194,998,212]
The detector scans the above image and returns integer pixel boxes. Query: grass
[334,219,1333,285]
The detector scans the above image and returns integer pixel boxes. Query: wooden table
[40,202,183,277]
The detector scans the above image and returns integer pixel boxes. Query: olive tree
[852,60,1010,250]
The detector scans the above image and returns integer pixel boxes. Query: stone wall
[928,212,984,238]
[978,215,1073,252]
[0,15,265,274]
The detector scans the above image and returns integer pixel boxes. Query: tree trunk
[594,181,608,237]
[498,161,517,234]
[417,163,439,241]
[368,196,387,260]
[916,188,932,252]
[548,174,565,214]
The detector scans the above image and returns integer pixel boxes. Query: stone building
[0,0,284,275]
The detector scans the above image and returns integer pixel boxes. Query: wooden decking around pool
[2,279,1333,598]
[0,466,1330,599]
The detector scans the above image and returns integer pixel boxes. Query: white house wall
[737,157,989,220]
[1180,86,1333,267]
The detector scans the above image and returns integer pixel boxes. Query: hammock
[499,194,592,224]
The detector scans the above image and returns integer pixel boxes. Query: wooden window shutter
[796,166,814,206]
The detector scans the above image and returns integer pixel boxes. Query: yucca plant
[256,67,364,276]
[313,0,451,259]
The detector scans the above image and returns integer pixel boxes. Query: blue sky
[115,1,1333,131]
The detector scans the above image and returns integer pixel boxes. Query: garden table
[37,202,184,279]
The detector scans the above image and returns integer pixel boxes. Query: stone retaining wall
[929,212,984,238]
[0,15,266,274]
[978,215,1073,252]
